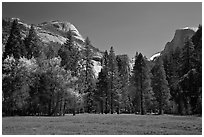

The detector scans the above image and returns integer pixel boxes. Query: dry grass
[2,114,202,135]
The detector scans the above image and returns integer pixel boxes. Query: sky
[2,2,202,58]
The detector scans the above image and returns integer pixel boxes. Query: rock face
[2,18,103,76]
[162,28,196,55]
[37,21,85,45]
[150,27,197,61]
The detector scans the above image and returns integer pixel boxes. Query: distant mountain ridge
[3,17,103,56]
[2,17,199,74]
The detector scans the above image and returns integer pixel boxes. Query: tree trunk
[159,106,164,115]
[140,89,144,115]
[159,99,164,115]
[117,106,120,114]
[101,100,104,114]
[59,99,62,116]
[105,95,108,114]
[48,98,52,116]
[140,70,145,115]
[73,99,76,116]
[63,100,67,116]
[73,108,76,116]
[110,92,113,114]
[178,96,185,115]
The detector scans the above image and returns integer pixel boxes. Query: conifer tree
[24,25,40,59]
[58,29,80,76]
[163,47,185,114]
[96,68,109,114]
[116,54,130,113]
[191,25,202,114]
[102,50,110,114]
[192,25,202,86]
[178,37,195,114]
[179,37,195,77]
[151,58,170,114]
[132,53,153,115]
[83,37,95,113]
[3,19,26,60]
[108,47,119,114]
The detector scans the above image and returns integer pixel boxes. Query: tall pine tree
[178,37,196,114]
[96,68,109,114]
[3,19,26,60]
[108,47,119,114]
[179,37,195,77]
[191,25,202,114]
[151,58,170,114]
[116,54,131,113]
[58,29,81,76]
[163,47,184,114]
[82,37,96,113]
[132,53,153,115]
[102,50,110,114]
[24,24,40,59]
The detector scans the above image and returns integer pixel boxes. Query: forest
[2,19,202,116]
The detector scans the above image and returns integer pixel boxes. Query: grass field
[2,114,202,135]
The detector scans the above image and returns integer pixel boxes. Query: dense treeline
[2,19,202,116]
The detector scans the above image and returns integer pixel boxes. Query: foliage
[132,53,153,114]
[80,37,96,113]
[24,25,41,59]
[58,29,81,76]
[2,19,202,116]
[162,25,202,115]
[3,19,26,60]
[2,56,77,116]
[151,58,171,114]
[116,54,131,113]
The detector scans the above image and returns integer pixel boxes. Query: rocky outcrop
[162,28,196,55]
[2,18,103,76]
[149,27,198,61]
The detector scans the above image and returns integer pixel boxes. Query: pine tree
[179,37,195,77]
[96,68,109,114]
[132,53,153,115]
[177,37,196,114]
[191,25,202,114]
[108,47,119,114]
[116,54,130,113]
[3,19,26,60]
[58,29,81,76]
[24,25,40,59]
[163,47,187,115]
[192,25,202,86]
[102,50,110,114]
[151,58,170,114]
[83,37,95,113]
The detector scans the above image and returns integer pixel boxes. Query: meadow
[2,114,202,135]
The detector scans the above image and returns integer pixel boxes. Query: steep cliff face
[37,21,85,45]
[162,27,197,55]
[2,18,103,76]
[149,27,198,61]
